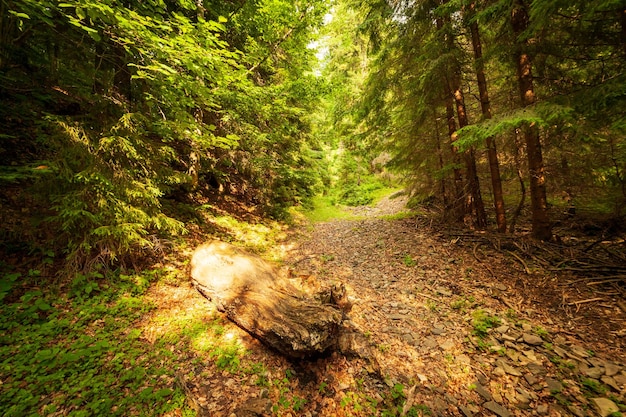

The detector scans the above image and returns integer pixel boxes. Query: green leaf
[76,7,86,20]
[9,11,30,19]
[155,388,173,398]
[35,299,52,311]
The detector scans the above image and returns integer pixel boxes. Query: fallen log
[190,240,347,358]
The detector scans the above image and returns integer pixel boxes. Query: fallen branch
[507,250,531,274]
[568,297,604,306]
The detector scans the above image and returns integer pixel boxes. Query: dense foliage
[327,0,626,238]
[0,0,327,269]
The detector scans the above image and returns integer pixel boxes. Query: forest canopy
[332,0,626,240]
[0,0,328,269]
[1,0,625,270]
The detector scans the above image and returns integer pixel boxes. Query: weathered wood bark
[190,241,346,358]
[511,0,552,241]
[468,3,507,233]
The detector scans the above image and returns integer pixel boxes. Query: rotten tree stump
[190,240,347,358]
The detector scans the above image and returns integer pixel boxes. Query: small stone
[585,367,605,379]
[524,373,539,386]
[545,378,563,393]
[505,350,521,362]
[495,359,522,376]
[567,405,585,417]
[517,386,536,401]
[432,327,445,335]
[493,367,506,377]
[554,345,568,358]
[474,384,493,401]
[522,333,543,346]
[602,376,621,391]
[523,350,539,363]
[456,354,471,365]
[240,398,272,415]
[565,351,590,365]
[483,401,511,417]
[570,345,590,358]
[445,394,458,405]
[527,363,547,376]
[422,337,438,349]
[591,397,619,416]
[504,363,523,377]
[516,390,531,407]
[503,341,516,349]
[477,373,489,385]
[490,383,504,403]
[589,358,605,367]
[605,362,621,377]
[439,340,455,350]
[536,404,549,415]
[613,372,626,386]
[496,325,510,334]
[522,323,533,332]
[459,405,474,417]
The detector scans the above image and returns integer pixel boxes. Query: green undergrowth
[199,205,289,255]
[303,186,404,223]
[340,382,432,417]
[0,270,195,417]
[302,195,364,222]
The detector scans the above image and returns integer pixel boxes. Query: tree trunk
[468,3,507,233]
[436,17,465,223]
[433,110,449,209]
[190,241,348,358]
[444,81,466,223]
[511,0,552,241]
[452,78,487,228]
[509,129,526,233]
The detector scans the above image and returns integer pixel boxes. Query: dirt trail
[278,195,626,416]
[162,195,626,416]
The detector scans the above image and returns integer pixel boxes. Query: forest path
[279,194,626,416]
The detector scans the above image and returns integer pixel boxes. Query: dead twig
[568,297,604,306]
[415,292,441,302]
[586,278,626,286]
[507,250,531,274]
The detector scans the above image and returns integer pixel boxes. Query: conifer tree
[466,1,507,233]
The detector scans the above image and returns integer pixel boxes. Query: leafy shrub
[0,276,182,416]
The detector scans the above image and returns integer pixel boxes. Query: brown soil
[153,194,626,416]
